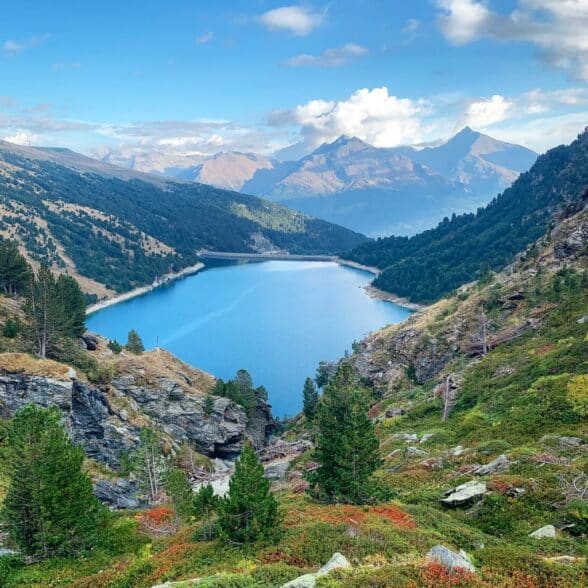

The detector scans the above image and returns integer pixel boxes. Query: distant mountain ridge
[0,140,366,295]
[126,129,537,237]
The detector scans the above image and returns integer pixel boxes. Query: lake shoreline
[86,255,420,316]
[363,285,425,311]
[86,262,205,315]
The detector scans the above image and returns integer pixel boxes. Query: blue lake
[87,261,411,416]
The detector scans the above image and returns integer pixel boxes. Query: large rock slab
[441,480,487,507]
[529,524,556,539]
[427,545,476,573]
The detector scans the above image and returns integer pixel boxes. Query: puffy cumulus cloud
[436,0,490,44]
[461,95,513,128]
[259,5,323,36]
[285,43,368,67]
[436,0,588,80]
[270,87,428,151]
[3,34,50,56]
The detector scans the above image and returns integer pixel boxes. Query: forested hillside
[346,129,588,303]
[0,142,365,294]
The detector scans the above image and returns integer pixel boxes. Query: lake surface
[87,261,412,416]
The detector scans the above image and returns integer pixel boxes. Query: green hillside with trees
[0,144,366,294]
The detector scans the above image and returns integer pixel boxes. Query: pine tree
[302,377,319,422]
[217,442,281,544]
[126,329,145,354]
[0,240,30,295]
[56,274,87,338]
[165,467,194,518]
[1,404,104,557]
[308,362,383,504]
[24,265,64,358]
[193,483,219,518]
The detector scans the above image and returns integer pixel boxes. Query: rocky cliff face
[0,357,274,470]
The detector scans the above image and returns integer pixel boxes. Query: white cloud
[436,0,588,80]
[2,131,42,145]
[196,32,214,44]
[286,43,368,67]
[3,34,50,56]
[402,18,421,34]
[272,87,428,150]
[259,5,323,36]
[461,95,513,128]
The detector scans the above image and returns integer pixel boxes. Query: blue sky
[1,0,586,168]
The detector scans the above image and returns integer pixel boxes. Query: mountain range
[346,127,588,303]
[0,140,365,296]
[112,128,538,237]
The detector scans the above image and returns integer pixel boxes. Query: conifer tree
[302,377,319,422]
[217,442,281,544]
[24,264,64,358]
[126,329,145,354]
[0,240,30,295]
[56,274,87,338]
[1,404,104,557]
[165,466,194,518]
[307,362,383,504]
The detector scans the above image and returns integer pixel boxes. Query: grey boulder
[281,552,351,587]
[441,480,487,507]
[427,545,476,573]
[529,524,557,539]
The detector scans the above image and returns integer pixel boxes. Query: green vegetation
[347,128,588,302]
[217,442,281,544]
[0,241,30,296]
[125,328,145,355]
[302,376,319,422]
[1,405,105,558]
[213,369,267,416]
[308,363,384,504]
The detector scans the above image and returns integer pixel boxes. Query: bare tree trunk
[442,375,451,421]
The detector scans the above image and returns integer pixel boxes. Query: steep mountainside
[398,126,537,193]
[171,152,275,191]
[0,141,365,294]
[346,128,588,303]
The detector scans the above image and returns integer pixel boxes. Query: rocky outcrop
[0,373,138,468]
[0,369,274,469]
[93,479,141,509]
